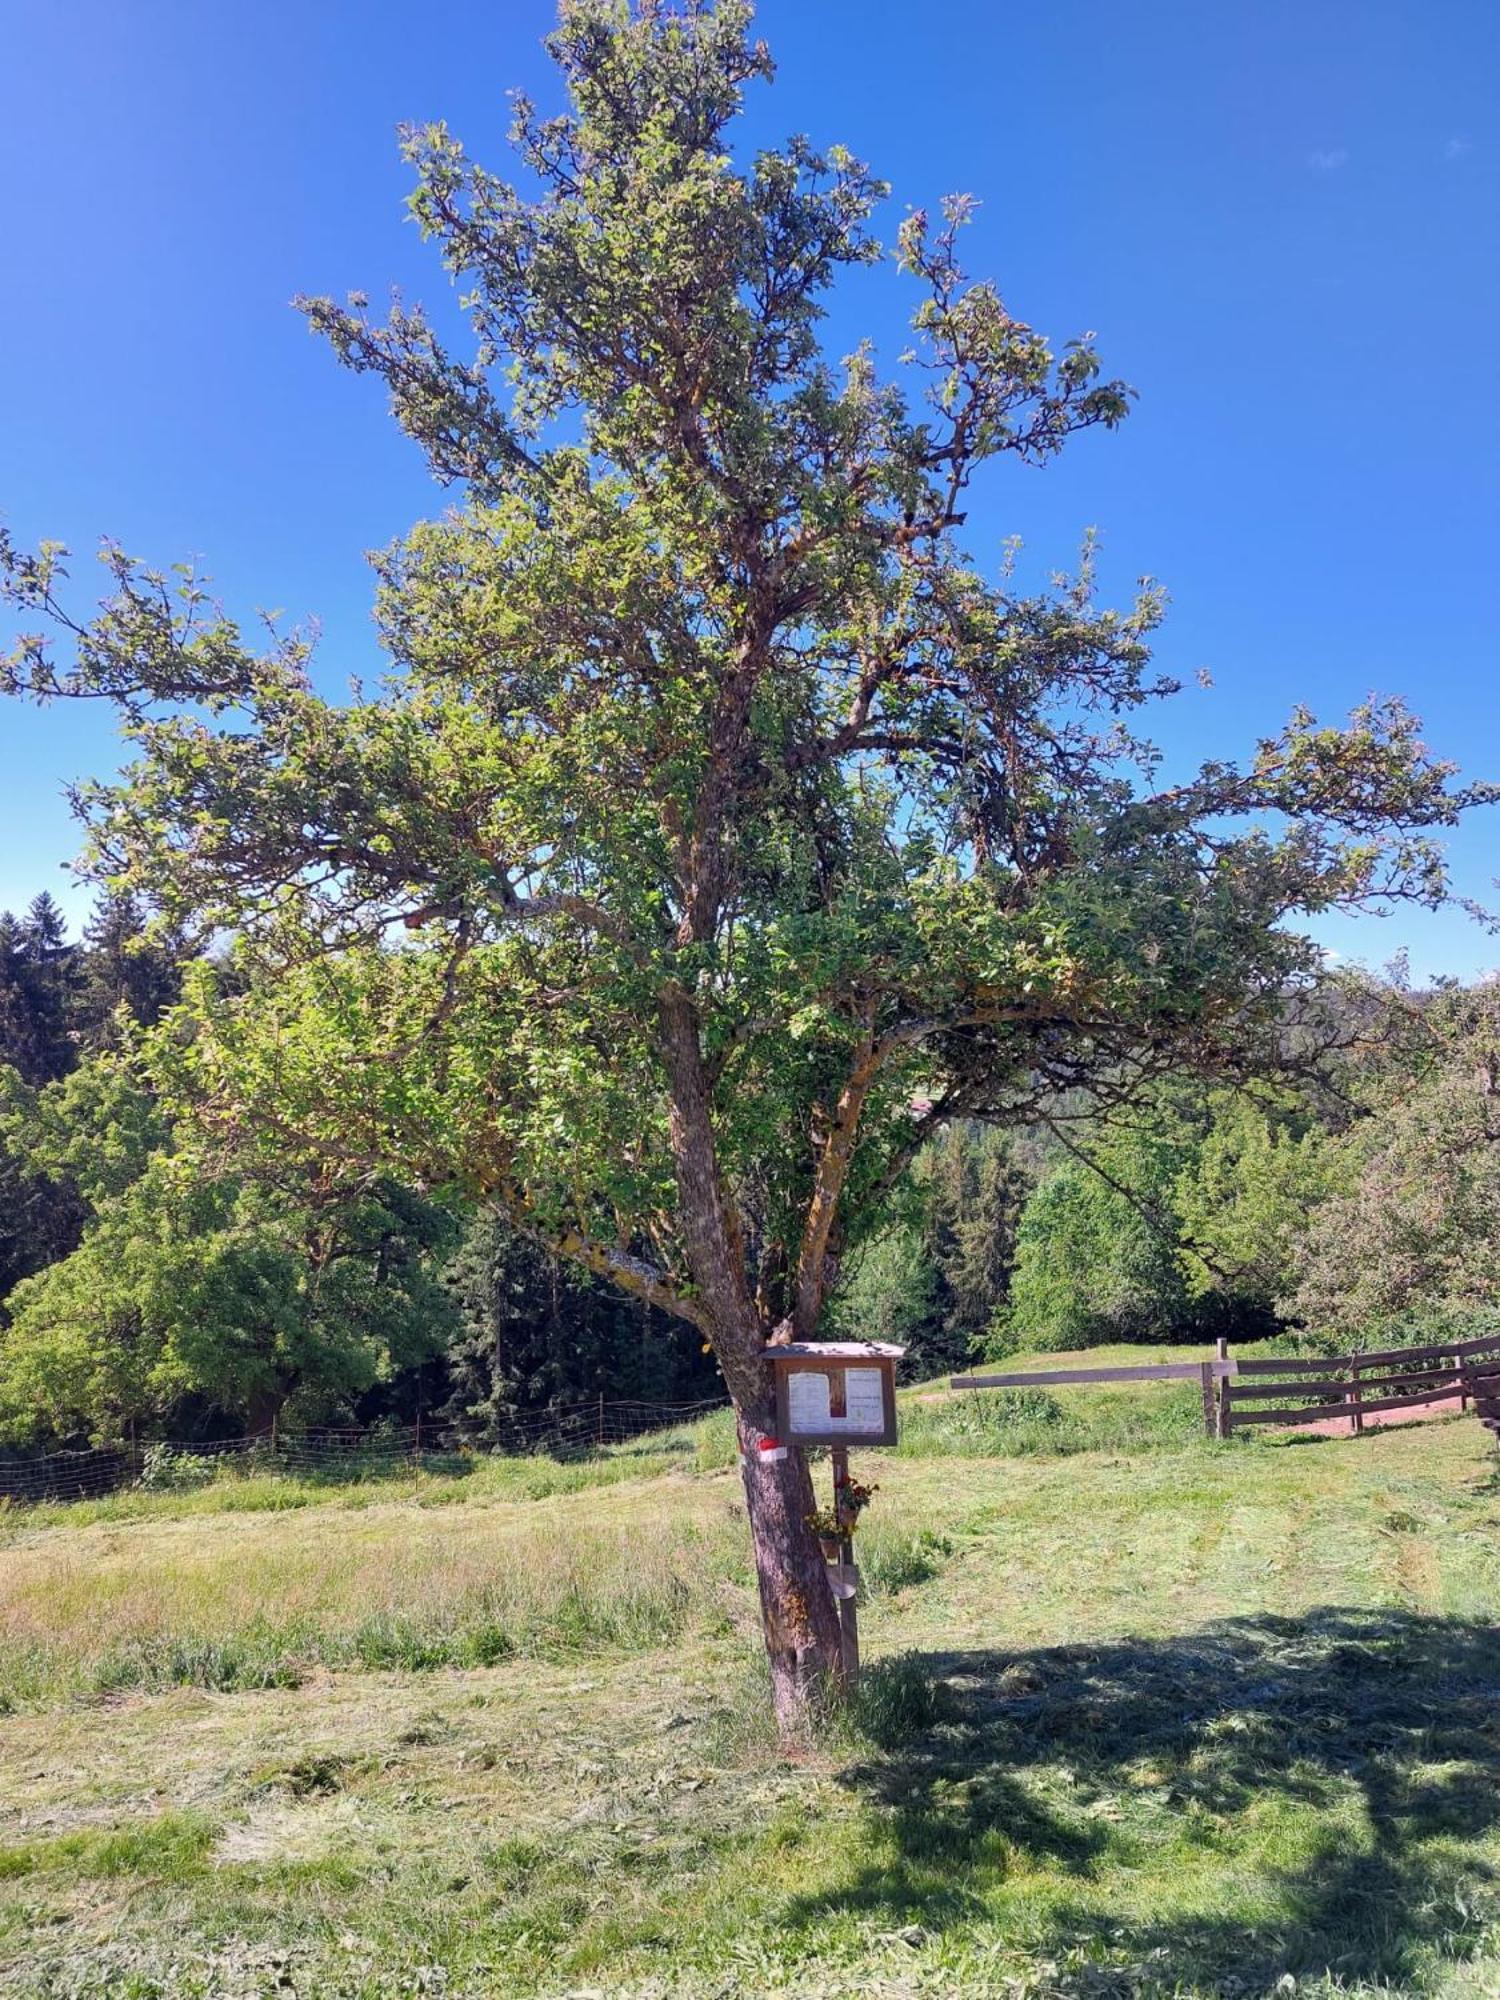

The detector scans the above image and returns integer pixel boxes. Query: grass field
[5,1351,1500,1997]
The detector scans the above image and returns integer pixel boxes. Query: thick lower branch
[486,1195,710,1334]
[657,982,761,1390]
[792,1023,883,1337]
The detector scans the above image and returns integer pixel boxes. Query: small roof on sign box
[763,1342,905,1363]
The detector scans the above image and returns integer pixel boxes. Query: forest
[4,885,1495,1451]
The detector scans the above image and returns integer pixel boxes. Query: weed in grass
[844,1651,953,1747]
[698,1656,784,1767]
[0,1812,216,1883]
[858,1523,953,1596]
[250,1751,373,1797]
[696,1646,953,1772]
[95,1627,310,1697]
[691,1405,740,1472]
[482,1834,548,1891]
[898,1387,1067,1456]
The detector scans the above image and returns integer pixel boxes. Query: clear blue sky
[2,0,1497,976]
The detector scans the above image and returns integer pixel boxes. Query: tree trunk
[245,1384,286,1439]
[734,1399,845,1737]
[653,987,843,1732]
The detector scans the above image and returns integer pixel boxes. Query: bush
[138,1443,216,1493]
[896,1387,1066,1457]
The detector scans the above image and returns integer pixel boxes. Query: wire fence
[0,1395,730,1508]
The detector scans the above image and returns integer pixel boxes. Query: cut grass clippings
[5,1363,1500,1995]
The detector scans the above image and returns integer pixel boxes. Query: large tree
[0,1051,459,1444]
[1,0,1485,1726]
[1287,983,1500,1347]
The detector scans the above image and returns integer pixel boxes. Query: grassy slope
[4,1370,1500,1997]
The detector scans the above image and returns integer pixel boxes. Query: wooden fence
[1223,1331,1500,1437]
[953,1330,1500,1441]
[952,1357,1236,1439]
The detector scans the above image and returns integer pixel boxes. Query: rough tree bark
[733,1387,846,1734]
[657,982,845,1730]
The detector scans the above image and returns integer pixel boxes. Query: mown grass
[5,1365,1500,1997]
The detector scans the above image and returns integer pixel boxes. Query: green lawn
[4,1377,1500,1996]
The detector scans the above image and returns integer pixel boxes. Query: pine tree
[0,901,76,1086]
[441,1212,717,1432]
[78,891,181,1046]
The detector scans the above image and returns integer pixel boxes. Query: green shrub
[139,1443,216,1493]
[858,1523,952,1596]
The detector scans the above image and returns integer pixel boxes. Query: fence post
[598,1391,606,1447]
[1215,1338,1231,1440]
[830,1445,859,1691]
[1349,1357,1363,1436]
[1200,1361,1216,1441]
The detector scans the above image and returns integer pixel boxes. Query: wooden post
[1200,1361,1216,1441]
[1215,1338,1231,1440]
[598,1391,606,1447]
[830,1444,859,1692]
[1349,1357,1364,1436]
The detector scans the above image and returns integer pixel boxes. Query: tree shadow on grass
[795,1610,1500,1993]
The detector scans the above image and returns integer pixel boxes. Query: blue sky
[2,0,1497,976]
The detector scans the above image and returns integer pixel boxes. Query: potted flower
[806,1504,844,1561]
[806,1475,879,1559]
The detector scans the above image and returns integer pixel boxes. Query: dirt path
[1287,1392,1467,1438]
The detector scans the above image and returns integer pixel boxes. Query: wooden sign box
[766,1341,903,1448]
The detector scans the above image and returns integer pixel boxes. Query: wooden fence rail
[951,1335,1500,1440]
[1233,1329,1500,1374]
[950,1358,1239,1440]
[1223,1345,1500,1436]
[951,1361,1238,1390]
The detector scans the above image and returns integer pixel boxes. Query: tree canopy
[995,1083,1332,1353]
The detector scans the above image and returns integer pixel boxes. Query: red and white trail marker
[740,1437,788,1466]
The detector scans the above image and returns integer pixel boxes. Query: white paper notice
[841,1367,886,1434]
[787,1370,832,1432]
